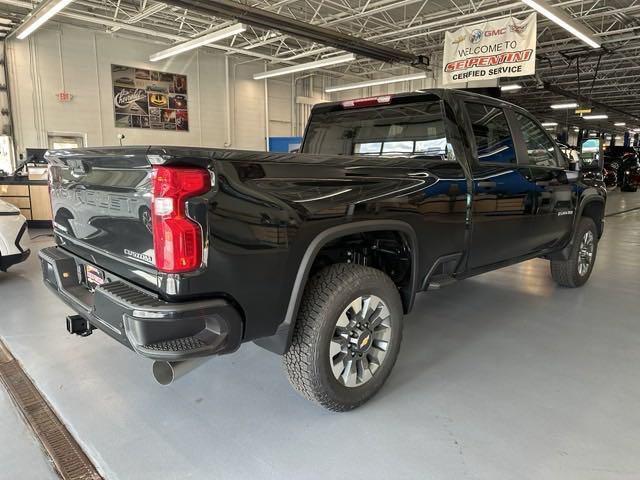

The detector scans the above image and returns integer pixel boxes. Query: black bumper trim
[0,221,30,271]
[0,249,31,272]
[38,246,243,361]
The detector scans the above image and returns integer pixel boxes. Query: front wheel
[283,264,403,411]
[550,217,598,288]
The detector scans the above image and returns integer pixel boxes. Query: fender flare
[255,220,419,355]
[549,196,605,261]
[574,195,606,236]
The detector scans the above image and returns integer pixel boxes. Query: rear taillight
[151,166,211,273]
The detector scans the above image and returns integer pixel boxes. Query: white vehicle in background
[0,199,30,271]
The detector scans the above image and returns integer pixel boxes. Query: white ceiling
[2,0,640,130]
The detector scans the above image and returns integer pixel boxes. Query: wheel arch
[549,196,605,261]
[579,196,605,238]
[255,220,419,355]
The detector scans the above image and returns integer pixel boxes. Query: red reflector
[341,95,392,108]
[151,166,211,273]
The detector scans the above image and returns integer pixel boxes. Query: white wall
[6,23,294,162]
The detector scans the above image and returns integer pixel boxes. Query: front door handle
[477,181,496,188]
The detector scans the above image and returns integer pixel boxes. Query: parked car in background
[0,199,30,271]
[40,90,606,411]
[602,162,619,189]
[604,146,640,192]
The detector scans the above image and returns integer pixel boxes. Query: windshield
[302,100,447,158]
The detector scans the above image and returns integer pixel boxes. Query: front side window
[515,112,561,167]
[302,99,449,159]
[466,103,516,164]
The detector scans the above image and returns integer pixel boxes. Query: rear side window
[515,112,562,167]
[466,103,516,164]
[302,100,448,158]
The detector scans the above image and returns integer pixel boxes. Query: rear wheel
[550,217,598,288]
[283,264,403,411]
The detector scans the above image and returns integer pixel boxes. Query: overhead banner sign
[442,13,537,85]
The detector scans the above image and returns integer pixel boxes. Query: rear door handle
[476,181,496,188]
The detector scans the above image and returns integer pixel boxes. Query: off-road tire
[283,263,403,412]
[550,217,598,288]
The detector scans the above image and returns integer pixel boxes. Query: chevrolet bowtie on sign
[442,13,537,85]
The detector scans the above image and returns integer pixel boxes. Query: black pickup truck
[40,89,606,411]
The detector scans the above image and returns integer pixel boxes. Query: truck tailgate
[46,147,159,290]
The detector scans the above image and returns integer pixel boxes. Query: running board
[427,274,457,290]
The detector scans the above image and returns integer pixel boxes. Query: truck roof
[311,88,523,113]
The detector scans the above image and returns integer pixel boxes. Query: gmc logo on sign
[485,28,506,36]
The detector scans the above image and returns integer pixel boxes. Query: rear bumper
[38,246,243,361]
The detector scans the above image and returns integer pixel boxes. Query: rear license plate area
[85,264,105,291]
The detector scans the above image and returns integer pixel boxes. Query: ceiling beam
[543,82,640,122]
[157,0,421,64]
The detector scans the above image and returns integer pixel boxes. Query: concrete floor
[1,191,639,480]
[0,388,58,480]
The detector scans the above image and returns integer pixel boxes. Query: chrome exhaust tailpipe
[152,358,208,385]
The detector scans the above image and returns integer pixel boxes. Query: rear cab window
[301,97,452,160]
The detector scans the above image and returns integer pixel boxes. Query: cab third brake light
[341,95,393,108]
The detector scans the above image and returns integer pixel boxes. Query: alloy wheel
[577,230,594,277]
[329,295,392,387]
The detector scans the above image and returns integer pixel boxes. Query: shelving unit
[0,179,53,227]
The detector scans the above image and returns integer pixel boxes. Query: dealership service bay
[2,0,640,478]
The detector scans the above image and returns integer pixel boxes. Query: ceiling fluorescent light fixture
[15,0,75,40]
[254,54,356,80]
[150,23,246,61]
[500,84,522,92]
[614,122,626,126]
[550,102,578,109]
[541,122,558,126]
[582,114,608,120]
[325,72,428,93]
[0,18,13,25]
[520,0,600,49]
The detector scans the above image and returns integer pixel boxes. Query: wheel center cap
[353,330,372,352]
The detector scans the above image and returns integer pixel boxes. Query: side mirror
[559,169,580,182]
[579,153,603,173]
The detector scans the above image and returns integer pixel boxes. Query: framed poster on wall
[111,64,189,131]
